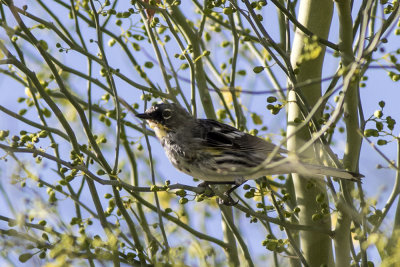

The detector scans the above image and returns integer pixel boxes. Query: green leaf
[364,129,379,137]
[376,121,383,131]
[374,110,383,118]
[251,113,263,125]
[223,7,235,15]
[377,139,387,145]
[38,40,48,51]
[253,66,264,73]
[19,253,34,263]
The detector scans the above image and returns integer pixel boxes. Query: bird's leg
[225,177,247,195]
[219,177,247,206]
[197,179,247,205]
[197,181,235,196]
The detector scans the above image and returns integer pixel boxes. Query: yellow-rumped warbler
[136,103,363,205]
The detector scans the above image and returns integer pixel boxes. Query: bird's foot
[218,192,239,206]
[197,181,215,197]
[198,179,247,206]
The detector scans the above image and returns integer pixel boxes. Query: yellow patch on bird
[203,147,224,155]
[148,121,169,139]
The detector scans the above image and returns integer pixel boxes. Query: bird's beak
[135,112,152,120]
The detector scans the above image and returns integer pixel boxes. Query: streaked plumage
[136,103,363,184]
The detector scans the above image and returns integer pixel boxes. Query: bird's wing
[195,119,287,156]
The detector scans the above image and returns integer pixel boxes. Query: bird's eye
[162,109,172,119]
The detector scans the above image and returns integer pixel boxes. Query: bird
[136,102,363,205]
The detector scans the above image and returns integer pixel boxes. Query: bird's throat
[148,121,169,139]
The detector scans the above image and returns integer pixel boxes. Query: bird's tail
[293,162,364,181]
[246,159,364,181]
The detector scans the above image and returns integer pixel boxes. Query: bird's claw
[198,181,240,205]
[197,182,215,197]
[218,192,239,206]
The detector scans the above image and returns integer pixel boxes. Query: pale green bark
[220,205,241,267]
[287,0,334,266]
[334,1,358,267]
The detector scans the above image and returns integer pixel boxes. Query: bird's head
[136,103,192,136]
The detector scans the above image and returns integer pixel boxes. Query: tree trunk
[287,0,334,265]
